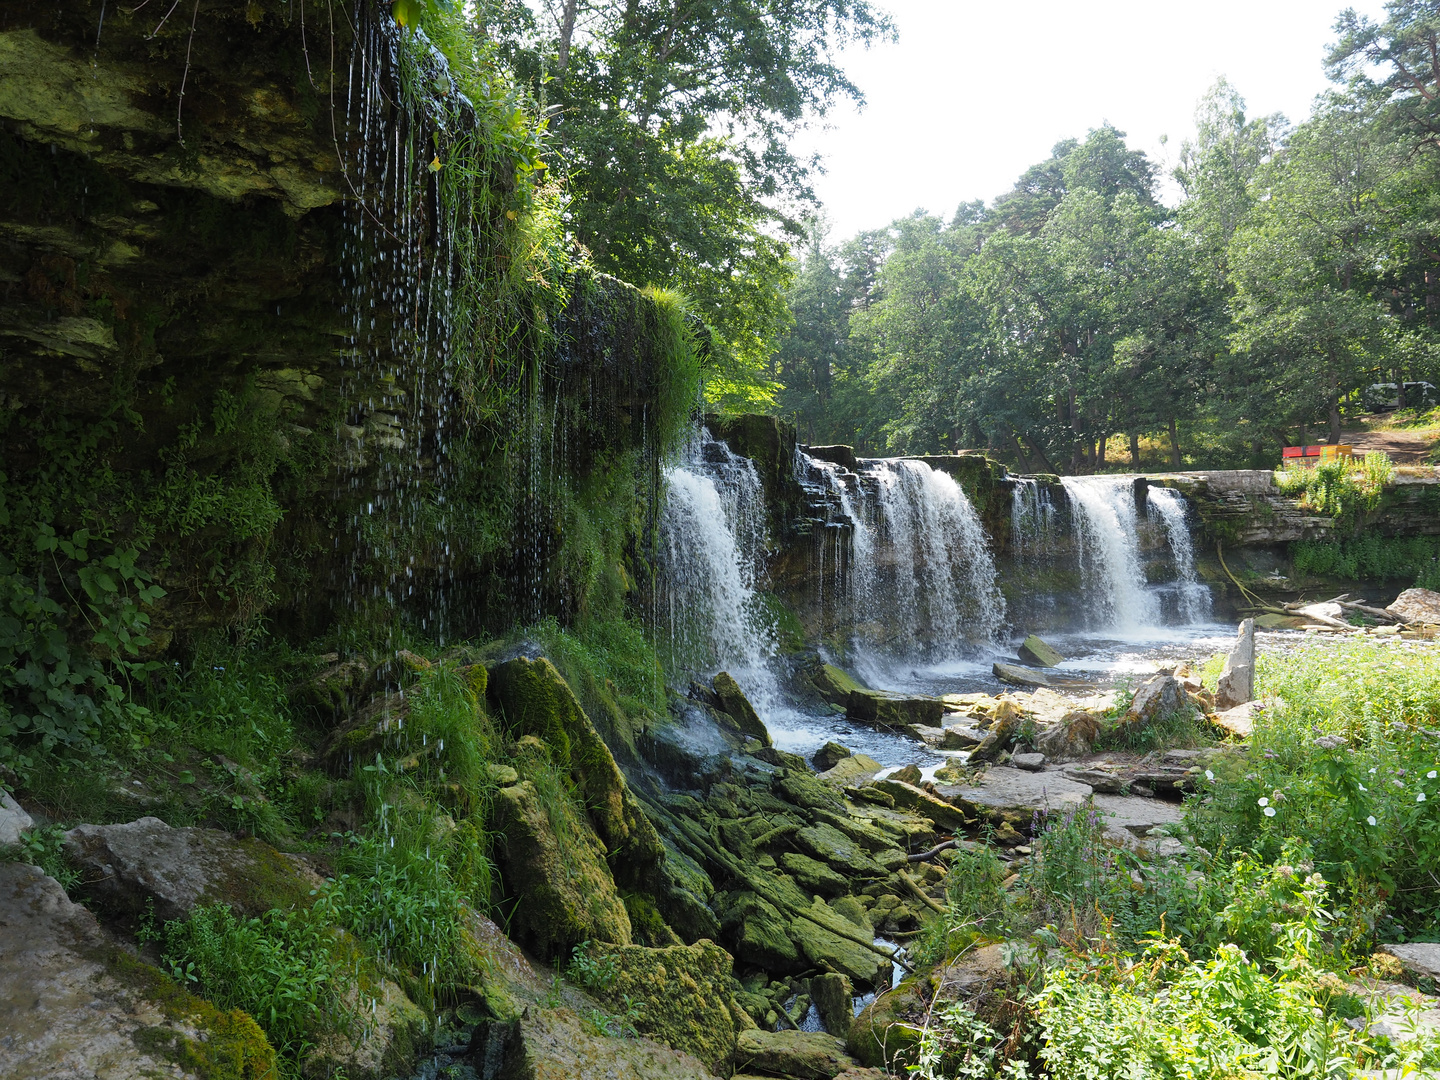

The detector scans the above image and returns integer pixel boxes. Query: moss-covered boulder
[818,753,883,786]
[0,862,278,1080]
[63,817,324,923]
[712,671,773,745]
[492,780,632,956]
[794,823,887,876]
[305,978,427,1080]
[733,1028,859,1079]
[779,852,849,896]
[873,780,972,831]
[846,978,926,1069]
[489,657,663,871]
[588,940,754,1070]
[813,664,864,709]
[776,769,846,812]
[791,899,891,985]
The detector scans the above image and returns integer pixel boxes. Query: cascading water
[1010,478,1058,563]
[657,431,782,712]
[1062,476,1161,633]
[802,456,875,636]
[853,459,1007,660]
[1148,486,1212,624]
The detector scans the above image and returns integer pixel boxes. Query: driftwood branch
[896,869,946,915]
[907,839,958,863]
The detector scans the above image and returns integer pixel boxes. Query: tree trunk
[556,0,579,76]
[1168,417,1181,469]
[1096,436,1106,469]
[1024,433,1058,475]
[1396,369,1407,411]
[1007,431,1033,474]
[1328,395,1342,444]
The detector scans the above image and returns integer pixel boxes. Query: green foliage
[565,939,620,992]
[1292,533,1440,588]
[910,1000,1032,1080]
[1186,639,1440,927]
[1274,451,1394,527]
[162,903,351,1069]
[1,823,81,892]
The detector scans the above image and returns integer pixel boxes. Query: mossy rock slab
[0,862,278,1080]
[733,1028,859,1079]
[794,823,886,876]
[589,940,754,1070]
[872,780,972,832]
[845,689,944,729]
[776,769,845,812]
[714,890,800,970]
[305,977,427,1080]
[493,780,632,957]
[817,753,883,786]
[712,671,772,745]
[489,657,663,869]
[779,852,849,896]
[1017,634,1064,668]
[790,899,890,986]
[64,816,324,923]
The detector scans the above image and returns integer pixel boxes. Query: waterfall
[1010,478,1057,564]
[1148,486,1212,624]
[854,459,1007,660]
[1062,476,1160,633]
[803,456,876,631]
[658,431,781,711]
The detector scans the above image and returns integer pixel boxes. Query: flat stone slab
[1381,943,1440,983]
[1210,701,1257,738]
[1091,793,1186,857]
[936,767,1092,823]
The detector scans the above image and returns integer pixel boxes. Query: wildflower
[1205,769,1214,781]
[1428,770,1437,779]
[1258,797,1269,807]
[1263,806,1276,817]
[1358,783,1368,792]
[1370,767,1378,774]
[1367,815,1378,826]
[1419,793,1428,803]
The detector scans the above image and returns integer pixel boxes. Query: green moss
[108,950,279,1080]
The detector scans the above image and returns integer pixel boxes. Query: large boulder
[790,898,890,985]
[588,940,754,1071]
[968,699,1022,763]
[846,689,944,729]
[847,979,925,1069]
[492,780,632,956]
[813,663,865,709]
[1035,710,1101,760]
[714,891,801,970]
[812,972,854,1039]
[63,816,323,923]
[794,822,888,876]
[0,863,277,1080]
[873,780,971,831]
[733,1029,858,1079]
[1379,943,1440,984]
[1118,674,1191,731]
[1388,588,1440,626]
[935,767,1092,827]
[489,657,664,870]
[1214,619,1255,711]
[712,671,773,745]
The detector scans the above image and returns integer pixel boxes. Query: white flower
[1263,806,1276,817]
[1429,770,1438,779]
[1358,783,1368,792]
[1205,770,1214,781]
[1367,815,1378,826]
[1258,797,1269,807]
[1419,793,1428,803]
[1370,767,1378,774]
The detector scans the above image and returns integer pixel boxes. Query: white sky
[794,0,1391,239]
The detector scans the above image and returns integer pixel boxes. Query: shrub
[1274,451,1393,526]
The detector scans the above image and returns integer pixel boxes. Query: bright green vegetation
[1292,533,1440,590]
[1274,452,1394,527]
[905,638,1440,1079]
[776,3,1440,467]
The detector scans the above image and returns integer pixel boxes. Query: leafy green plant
[1274,450,1394,526]
[566,939,620,992]
[0,823,81,892]
[910,1001,1033,1080]
[162,903,352,1068]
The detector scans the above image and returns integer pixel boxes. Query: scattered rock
[492,780,632,956]
[712,672,774,745]
[0,791,33,847]
[733,1028,859,1079]
[813,742,852,772]
[1091,793,1186,857]
[1062,766,1129,795]
[63,817,323,923]
[1011,752,1046,772]
[1018,634,1065,668]
[1118,674,1191,731]
[968,699,1021,763]
[847,980,925,1068]
[939,722,984,749]
[1035,710,1100,760]
[780,852,849,895]
[588,940,753,1070]
[1215,619,1255,711]
[1387,588,1440,626]
[890,763,923,785]
[0,863,278,1080]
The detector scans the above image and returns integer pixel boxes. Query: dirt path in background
[1341,428,1436,463]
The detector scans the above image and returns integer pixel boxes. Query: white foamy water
[1062,475,1161,632]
